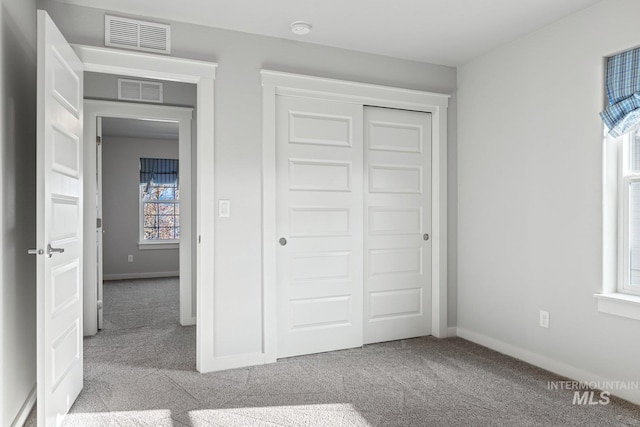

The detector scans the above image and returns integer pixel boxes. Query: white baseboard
[457,327,640,405]
[181,316,196,326]
[446,326,457,337]
[103,271,179,281]
[11,384,36,427]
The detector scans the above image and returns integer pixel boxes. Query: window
[139,158,179,243]
[620,130,640,296]
[597,47,640,320]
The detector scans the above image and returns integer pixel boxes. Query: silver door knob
[47,244,65,258]
[279,237,287,246]
[423,233,430,241]
[28,249,44,255]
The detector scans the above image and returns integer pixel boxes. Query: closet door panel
[364,107,432,344]
[276,95,364,358]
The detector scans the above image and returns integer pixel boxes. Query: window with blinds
[139,158,180,241]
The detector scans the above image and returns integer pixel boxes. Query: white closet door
[276,95,363,358]
[363,107,432,344]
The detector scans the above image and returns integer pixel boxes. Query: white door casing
[276,95,364,358]
[36,10,84,426]
[73,45,218,372]
[363,107,432,344]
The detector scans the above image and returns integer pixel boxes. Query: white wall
[458,0,640,403]
[1,0,37,424]
[39,0,458,359]
[102,136,179,278]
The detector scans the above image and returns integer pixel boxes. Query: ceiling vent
[118,79,164,103]
[105,15,171,54]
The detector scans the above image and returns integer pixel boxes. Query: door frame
[261,70,450,363]
[73,44,217,372]
[84,100,194,329]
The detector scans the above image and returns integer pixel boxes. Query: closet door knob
[423,234,430,241]
[279,238,287,246]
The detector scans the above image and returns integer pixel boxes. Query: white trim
[104,271,180,281]
[138,241,179,250]
[594,292,640,321]
[457,327,640,405]
[74,44,215,83]
[10,384,36,427]
[261,70,449,364]
[84,100,193,332]
[73,45,216,373]
[446,326,457,337]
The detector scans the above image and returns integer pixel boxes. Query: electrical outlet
[539,310,550,328]
[127,255,133,263]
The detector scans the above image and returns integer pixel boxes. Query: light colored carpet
[25,277,640,426]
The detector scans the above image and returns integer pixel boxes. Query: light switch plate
[219,200,230,217]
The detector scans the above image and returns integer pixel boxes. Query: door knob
[47,244,65,258]
[423,233,430,241]
[279,237,287,246]
[28,249,44,255]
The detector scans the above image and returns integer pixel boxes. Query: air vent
[105,15,171,54]
[118,79,164,103]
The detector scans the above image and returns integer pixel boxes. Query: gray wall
[85,72,197,108]
[102,136,179,278]
[458,0,640,402]
[1,0,37,424]
[40,0,458,357]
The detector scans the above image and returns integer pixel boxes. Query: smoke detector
[291,21,312,35]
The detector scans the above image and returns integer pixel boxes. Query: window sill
[138,241,179,250]
[594,292,640,321]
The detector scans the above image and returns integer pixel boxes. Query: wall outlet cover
[539,310,550,328]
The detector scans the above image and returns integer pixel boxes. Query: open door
[35,10,84,426]
[96,117,104,329]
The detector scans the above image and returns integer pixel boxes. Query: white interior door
[36,10,84,426]
[363,106,432,344]
[276,95,363,358]
[96,117,104,329]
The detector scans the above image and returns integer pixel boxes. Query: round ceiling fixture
[291,21,312,35]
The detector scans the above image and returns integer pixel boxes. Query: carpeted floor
[25,277,640,426]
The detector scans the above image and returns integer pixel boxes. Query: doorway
[73,44,217,372]
[99,116,184,333]
[84,99,194,335]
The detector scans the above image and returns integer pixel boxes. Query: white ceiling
[102,117,179,141]
[59,0,601,66]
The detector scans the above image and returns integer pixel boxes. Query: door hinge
[96,136,102,146]
[97,218,102,228]
[97,300,103,310]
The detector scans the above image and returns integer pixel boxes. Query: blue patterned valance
[601,48,640,138]
[140,158,179,185]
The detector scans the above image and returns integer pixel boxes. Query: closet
[275,94,432,358]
